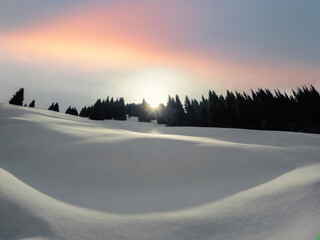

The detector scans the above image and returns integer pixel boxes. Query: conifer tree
[104,97,112,119]
[9,88,24,106]
[164,95,175,126]
[89,99,105,120]
[48,103,55,111]
[109,98,115,119]
[79,106,88,117]
[28,100,35,108]
[208,90,225,127]
[200,96,208,127]
[138,99,152,122]
[174,95,185,126]
[156,103,166,124]
[65,106,78,116]
[184,96,198,126]
[116,97,126,120]
[48,102,59,112]
[53,103,59,112]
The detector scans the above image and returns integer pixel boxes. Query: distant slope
[1,103,320,240]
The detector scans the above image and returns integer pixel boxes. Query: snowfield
[0,103,320,240]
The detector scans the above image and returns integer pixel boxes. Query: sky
[0,0,319,110]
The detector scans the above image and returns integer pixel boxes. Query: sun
[131,68,178,107]
[126,67,187,107]
[143,88,164,108]
[149,102,160,109]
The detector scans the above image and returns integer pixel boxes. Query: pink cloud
[0,0,319,91]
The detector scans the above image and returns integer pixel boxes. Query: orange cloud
[0,1,195,68]
[0,0,319,91]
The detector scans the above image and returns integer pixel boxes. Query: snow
[0,103,320,240]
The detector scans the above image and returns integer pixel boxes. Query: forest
[8,85,320,133]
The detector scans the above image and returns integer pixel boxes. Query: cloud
[0,0,319,104]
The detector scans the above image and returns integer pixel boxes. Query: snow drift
[0,103,319,240]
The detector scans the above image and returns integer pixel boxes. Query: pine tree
[65,106,78,116]
[174,95,185,126]
[89,99,105,120]
[48,102,59,112]
[53,103,59,112]
[208,90,225,127]
[155,103,165,124]
[109,98,115,119]
[116,97,126,120]
[164,95,175,126]
[9,88,24,106]
[104,97,112,119]
[163,95,185,126]
[200,96,208,127]
[138,99,152,122]
[48,103,55,111]
[184,96,198,126]
[28,100,35,108]
[79,106,87,117]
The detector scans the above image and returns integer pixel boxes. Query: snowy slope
[0,103,320,240]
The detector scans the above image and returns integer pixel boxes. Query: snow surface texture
[0,103,319,240]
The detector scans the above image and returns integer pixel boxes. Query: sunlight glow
[128,68,186,107]
[0,0,318,99]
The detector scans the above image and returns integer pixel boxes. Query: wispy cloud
[0,0,319,106]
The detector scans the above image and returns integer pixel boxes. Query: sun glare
[130,68,184,107]
[143,90,163,109]
[149,102,160,109]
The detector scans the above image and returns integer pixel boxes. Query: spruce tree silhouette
[9,88,24,106]
[28,100,35,108]
[65,106,78,116]
[138,99,152,122]
[184,96,198,126]
[174,95,185,126]
[117,97,127,120]
[48,102,59,112]
[48,103,55,111]
[200,96,208,127]
[164,95,175,126]
[76,85,319,133]
[156,103,166,124]
[53,103,59,112]
[79,106,87,117]
[89,99,105,120]
[104,97,112,119]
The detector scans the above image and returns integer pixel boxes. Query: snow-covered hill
[1,103,319,240]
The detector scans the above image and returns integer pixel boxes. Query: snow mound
[1,103,320,239]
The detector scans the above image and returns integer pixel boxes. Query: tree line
[79,97,126,120]
[126,86,320,133]
[8,85,320,133]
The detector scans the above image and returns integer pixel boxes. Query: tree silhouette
[28,100,35,108]
[48,102,59,112]
[104,97,112,119]
[65,106,78,116]
[54,103,59,112]
[89,99,105,120]
[156,103,166,124]
[79,106,88,117]
[9,88,24,106]
[48,103,55,111]
[76,85,319,133]
[184,96,198,126]
[138,99,152,122]
[116,97,126,120]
